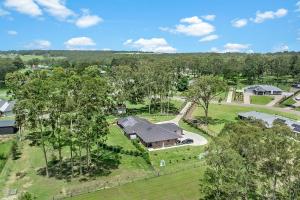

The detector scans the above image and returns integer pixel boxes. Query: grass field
[69,165,205,200]
[193,104,300,134]
[0,140,13,173]
[0,125,153,200]
[0,54,65,62]
[250,95,274,105]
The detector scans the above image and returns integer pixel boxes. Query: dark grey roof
[292,124,300,133]
[0,120,15,127]
[245,85,282,92]
[117,116,181,143]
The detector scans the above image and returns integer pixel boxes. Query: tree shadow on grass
[37,150,121,181]
[127,102,180,115]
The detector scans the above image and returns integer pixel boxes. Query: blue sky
[0,0,299,53]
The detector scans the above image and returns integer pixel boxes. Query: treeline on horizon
[0,50,300,86]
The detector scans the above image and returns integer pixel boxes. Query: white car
[295,97,300,101]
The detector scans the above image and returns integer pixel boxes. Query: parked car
[181,138,194,144]
[295,97,300,101]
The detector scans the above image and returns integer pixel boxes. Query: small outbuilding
[0,120,18,135]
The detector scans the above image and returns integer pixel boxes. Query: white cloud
[201,15,216,21]
[231,18,248,28]
[162,16,215,37]
[0,8,10,16]
[296,1,300,12]
[7,30,17,35]
[273,44,289,52]
[4,0,74,20]
[124,38,176,53]
[4,0,42,17]
[25,39,51,49]
[251,8,288,23]
[211,43,251,53]
[64,37,96,50]
[199,34,218,42]
[34,0,74,20]
[224,43,250,52]
[123,39,133,45]
[75,13,103,28]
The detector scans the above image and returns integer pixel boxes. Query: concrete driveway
[151,101,208,151]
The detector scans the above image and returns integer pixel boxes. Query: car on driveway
[181,138,194,144]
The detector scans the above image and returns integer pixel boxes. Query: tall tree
[188,75,227,124]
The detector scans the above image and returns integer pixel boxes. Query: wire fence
[52,161,203,200]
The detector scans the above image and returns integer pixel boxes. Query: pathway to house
[153,102,208,151]
[226,89,233,103]
[266,95,284,107]
[243,92,251,104]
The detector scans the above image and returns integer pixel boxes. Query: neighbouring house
[238,111,300,133]
[292,83,300,89]
[0,120,18,135]
[117,116,182,148]
[0,99,15,117]
[244,85,282,95]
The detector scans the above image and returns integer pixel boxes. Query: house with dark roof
[238,111,300,133]
[117,116,182,148]
[244,85,282,95]
[0,120,18,135]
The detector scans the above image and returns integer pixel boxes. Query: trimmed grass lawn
[193,104,300,134]
[0,140,13,172]
[69,165,205,200]
[250,95,274,105]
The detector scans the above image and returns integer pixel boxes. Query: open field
[0,140,13,173]
[0,54,65,62]
[192,104,300,134]
[250,95,274,105]
[68,165,205,200]
[0,126,152,200]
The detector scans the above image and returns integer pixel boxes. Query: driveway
[226,90,233,103]
[152,101,208,151]
[243,92,251,104]
[148,130,207,151]
[266,95,284,107]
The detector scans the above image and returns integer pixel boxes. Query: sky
[0,0,300,53]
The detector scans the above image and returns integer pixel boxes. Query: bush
[18,192,35,200]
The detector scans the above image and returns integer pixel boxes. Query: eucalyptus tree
[188,75,227,124]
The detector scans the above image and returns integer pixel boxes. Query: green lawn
[69,165,205,200]
[0,125,153,200]
[0,140,13,172]
[250,95,274,105]
[193,104,300,134]
[281,98,297,107]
